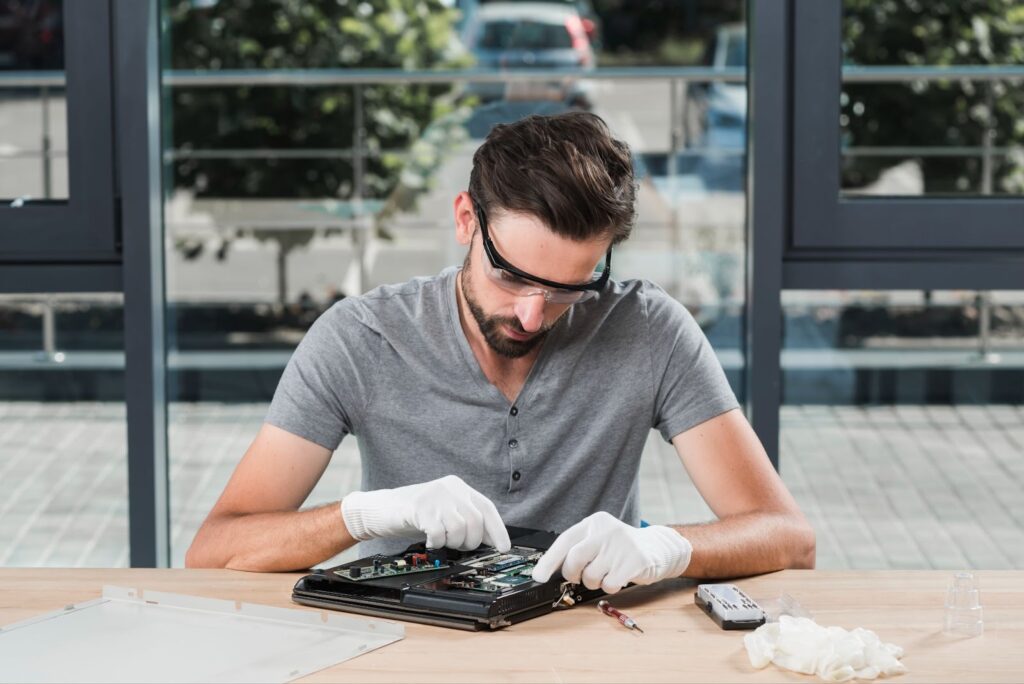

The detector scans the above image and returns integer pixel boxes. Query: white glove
[341,475,511,552]
[531,511,691,594]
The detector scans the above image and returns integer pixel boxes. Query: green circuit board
[334,552,451,581]
[334,546,544,591]
[446,546,543,593]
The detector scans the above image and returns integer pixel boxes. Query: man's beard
[460,254,552,359]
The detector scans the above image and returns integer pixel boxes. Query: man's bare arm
[671,408,816,577]
[185,423,357,572]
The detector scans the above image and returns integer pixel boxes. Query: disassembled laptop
[293,527,603,631]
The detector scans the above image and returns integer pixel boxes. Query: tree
[167,0,469,200]
[165,0,470,305]
[842,0,1024,194]
[590,0,744,66]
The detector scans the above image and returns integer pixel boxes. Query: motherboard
[293,527,604,630]
[333,545,545,594]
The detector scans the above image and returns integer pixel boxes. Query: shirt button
[512,470,522,481]
[508,439,518,448]
[510,406,518,416]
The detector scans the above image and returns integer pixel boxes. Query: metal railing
[3,65,1023,369]
[161,67,742,303]
[0,66,741,304]
[841,65,1024,82]
[3,63,1013,87]
[9,62,1024,88]
[6,64,1023,193]
[839,65,1024,197]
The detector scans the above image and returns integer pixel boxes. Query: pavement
[1,401,1022,571]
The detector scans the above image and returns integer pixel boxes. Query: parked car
[472,0,602,49]
[684,23,746,191]
[461,2,596,106]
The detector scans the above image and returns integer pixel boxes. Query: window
[0,0,68,201]
[790,0,1024,250]
[0,293,128,567]
[781,288,1024,569]
[159,0,748,564]
[479,21,574,51]
[0,1,118,262]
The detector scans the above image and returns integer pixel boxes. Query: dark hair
[468,112,636,245]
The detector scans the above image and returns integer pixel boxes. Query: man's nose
[514,293,546,333]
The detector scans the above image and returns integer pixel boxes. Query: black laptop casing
[292,526,603,630]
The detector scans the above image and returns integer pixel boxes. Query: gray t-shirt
[266,267,738,555]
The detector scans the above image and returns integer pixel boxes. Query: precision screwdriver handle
[598,600,643,632]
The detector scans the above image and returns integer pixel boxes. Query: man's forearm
[672,511,815,578]
[185,502,357,572]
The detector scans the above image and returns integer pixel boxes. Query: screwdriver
[597,599,644,633]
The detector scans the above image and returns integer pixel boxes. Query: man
[187,112,815,593]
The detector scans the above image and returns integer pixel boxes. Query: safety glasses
[472,197,611,304]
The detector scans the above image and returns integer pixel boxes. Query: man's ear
[453,191,476,246]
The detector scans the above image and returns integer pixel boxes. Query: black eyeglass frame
[471,198,612,292]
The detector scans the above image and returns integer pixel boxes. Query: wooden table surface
[1,569,1021,682]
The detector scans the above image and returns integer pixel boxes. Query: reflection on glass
[841,1,1024,196]
[843,1,1021,68]
[780,288,1024,570]
[478,18,575,50]
[0,294,127,567]
[463,2,596,104]
[0,0,68,201]
[161,1,747,565]
[782,290,1024,404]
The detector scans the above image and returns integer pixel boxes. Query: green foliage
[590,0,743,66]
[166,0,469,199]
[842,0,1024,193]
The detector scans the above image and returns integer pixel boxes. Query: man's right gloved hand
[341,475,511,552]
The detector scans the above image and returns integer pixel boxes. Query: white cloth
[530,511,692,594]
[341,475,512,551]
[744,616,906,682]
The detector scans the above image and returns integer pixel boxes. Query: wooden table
[1,569,1021,682]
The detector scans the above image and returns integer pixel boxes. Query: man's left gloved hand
[530,511,692,594]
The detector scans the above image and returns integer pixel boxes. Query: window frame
[790,0,1024,251]
[0,0,120,262]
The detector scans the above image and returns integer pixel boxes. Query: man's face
[457,200,611,359]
